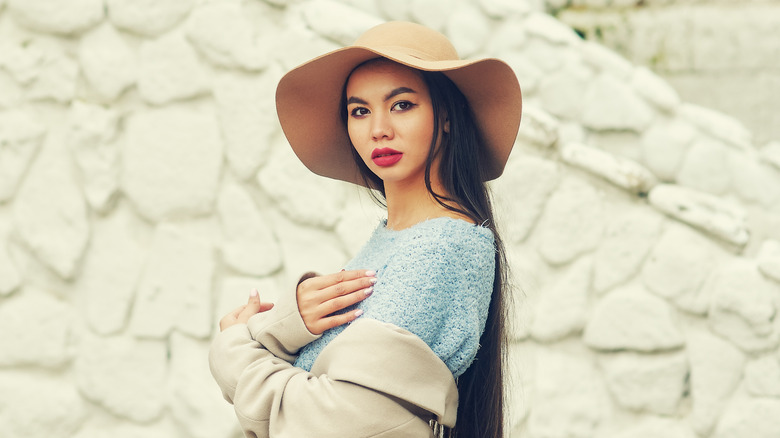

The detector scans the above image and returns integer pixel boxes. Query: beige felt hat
[275,21,522,185]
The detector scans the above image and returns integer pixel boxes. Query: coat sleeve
[209,319,458,438]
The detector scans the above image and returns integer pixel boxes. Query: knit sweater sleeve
[365,224,495,377]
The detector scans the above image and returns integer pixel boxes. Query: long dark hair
[341,61,510,437]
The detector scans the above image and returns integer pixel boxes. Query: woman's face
[345,60,436,187]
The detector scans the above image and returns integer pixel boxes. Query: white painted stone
[516,105,559,148]
[641,222,718,315]
[525,12,582,46]
[185,2,268,71]
[122,106,222,222]
[479,0,532,18]
[707,259,780,353]
[7,0,103,35]
[524,36,582,73]
[268,22,341,72]
[500,51,543,94]
[77,205,147,335]
[446,3,492,57]
[107,0,195,36]
[128,224,215,339]
[729,151,780,207]
[0,109,46,203]
[27,49,78,103]
[0,288,72,367]
[561,142,658,195]
[584,285,684,352]
[745,355,780,398]
[217,181,282,276]
[334,190,386,257]
[686,330,745,437]
[269,207,349,287]
[484,17,529,58]
[411,0,454,32]
[168,333,237,438]
[492,155,560,244]
[537,177,603,265]
[216,276,282,326]
[138,31,210,105]
[73,415,178,438]
[214,68,281,180]
[676,138,732,196]
[558,120,586,145]
[0,40,43,84]
[77,23,136,101]
[594,207,663,293]
[0,372,87,438]
[304,0,383,45]
[760,141,780,171]
[75,334,167,422]
[581,73,655,132]
[631,66,681,113]
[648,184,749,247]
[66,102,120,213]
[537,60,593,120]
[640,117,697,181]
[528,348,605,438]
[681,103,754,152]
[0,70,23,108]
[611,418,696,438]
[581,40,633,80]
[530,256,591,342]
[599,350,687,415]
[257,143,348,229]
[713,398,780,438]
[374,0,413,21]
[0,242,21,295]
[13,136,89,279]
[757,239,780,282]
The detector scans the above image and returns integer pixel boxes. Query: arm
[209,318,458,438]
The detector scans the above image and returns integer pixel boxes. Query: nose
[370,113,393,141]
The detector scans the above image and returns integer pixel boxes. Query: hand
[219,289,275,332]
[297,270,377,335]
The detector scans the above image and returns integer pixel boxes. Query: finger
[316,308,364,332]
[319,275,377,300]
[237,290,263,320]
[319,286,373,316]
[303,269,376,290]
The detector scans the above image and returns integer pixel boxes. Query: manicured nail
[369,278,378,284]
[250,289,258,298]
[354,309,363,317]
[364,287,373,297]
[365,270,376,276]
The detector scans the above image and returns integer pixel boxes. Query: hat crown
[355,21,459,62]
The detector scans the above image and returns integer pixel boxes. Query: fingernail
[250,289,258,298]
[369,278,378,284]
[365,270,376,276]
[355,309,363,317]
[364,287,373,297]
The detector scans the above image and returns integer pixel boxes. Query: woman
[210,21,522,437]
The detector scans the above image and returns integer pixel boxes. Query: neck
[383,175,460,230]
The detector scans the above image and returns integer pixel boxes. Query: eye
[391,101,415,112]
[350,107,370,118]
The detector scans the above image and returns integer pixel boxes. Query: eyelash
[349,101,416,118]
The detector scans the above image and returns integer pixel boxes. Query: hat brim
[276,45,522,186]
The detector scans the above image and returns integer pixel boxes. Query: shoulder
[393,217,494,255]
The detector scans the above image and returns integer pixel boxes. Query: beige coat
[209,286,459,437]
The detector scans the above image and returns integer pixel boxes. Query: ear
[443,118,450,134]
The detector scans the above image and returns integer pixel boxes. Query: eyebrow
[346,87,417,106]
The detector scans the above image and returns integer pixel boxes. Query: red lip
[371,148,403,167]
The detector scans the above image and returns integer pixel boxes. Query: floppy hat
[275,21,522,186]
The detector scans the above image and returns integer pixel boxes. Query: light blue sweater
[293,217,495,377]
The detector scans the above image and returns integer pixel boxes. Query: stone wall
[548,0,780,147]
[0,0,779,437]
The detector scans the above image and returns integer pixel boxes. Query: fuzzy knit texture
[294,216,495,377]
